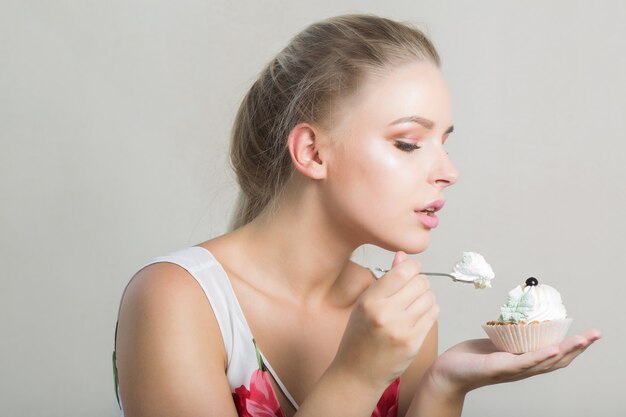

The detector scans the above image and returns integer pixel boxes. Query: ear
[287,123,327,180]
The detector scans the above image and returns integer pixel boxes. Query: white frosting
[499,283,567,322]
[450,252,495,289]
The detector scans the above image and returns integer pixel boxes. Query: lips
[416,199,445,214]
[415,199,445,229]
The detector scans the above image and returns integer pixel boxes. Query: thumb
[392,251,408,268]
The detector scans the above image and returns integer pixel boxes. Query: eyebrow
[389,115,454,134]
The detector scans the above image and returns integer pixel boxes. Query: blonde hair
[228,14,440,230]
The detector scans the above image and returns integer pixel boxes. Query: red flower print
[371,378,400,417]
[232,369,286,417]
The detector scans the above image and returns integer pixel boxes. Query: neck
[222,181,364,308]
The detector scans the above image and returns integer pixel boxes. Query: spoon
[371,267,474,284]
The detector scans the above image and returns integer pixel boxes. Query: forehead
[332,61,451,134]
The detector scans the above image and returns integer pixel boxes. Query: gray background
[1,0,624,415]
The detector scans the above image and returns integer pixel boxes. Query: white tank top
[113,246,400,417]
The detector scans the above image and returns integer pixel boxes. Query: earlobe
[287,123,327,180]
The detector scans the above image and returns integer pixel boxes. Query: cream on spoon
[449,251,495,288]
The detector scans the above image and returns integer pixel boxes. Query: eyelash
[394,140,421,152]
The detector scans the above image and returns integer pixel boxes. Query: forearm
[405,372,465,417]
[294,365,386,417]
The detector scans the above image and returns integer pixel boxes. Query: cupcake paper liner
[481,318,573,354]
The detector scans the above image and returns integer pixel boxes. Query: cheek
[328,139,428,207]
[350,147,422,209]
[358,137,402,168]
[351,146,398,190]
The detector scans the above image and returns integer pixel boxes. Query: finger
[559,333,596,353]
[388,275,431,310]
[522,337,585,374]
[514,331,601,377]
[485,345,560,379]
[547,345,589,372]
[518,344,560,367]
[373,258,422,296]
[392,251,408,267]
[403,285,436,321]
[544,331,599,364]
[577,328,603,342]
[407,302,440,340]
[534,331,601,372]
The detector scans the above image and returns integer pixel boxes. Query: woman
[113,14,600,417]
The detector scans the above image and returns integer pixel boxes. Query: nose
[434,150,459,188]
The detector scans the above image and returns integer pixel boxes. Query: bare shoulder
[119,262,215,326]
[115,262,236,417]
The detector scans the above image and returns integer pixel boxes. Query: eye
[394,140,421,152]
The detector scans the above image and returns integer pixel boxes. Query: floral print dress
[113,247,400,417]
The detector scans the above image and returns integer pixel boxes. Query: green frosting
[498,288,534,322]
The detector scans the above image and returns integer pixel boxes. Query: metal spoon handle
[372,268,472,284]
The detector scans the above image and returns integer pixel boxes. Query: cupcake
[482,277,572,353]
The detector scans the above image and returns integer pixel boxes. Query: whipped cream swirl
[498,283,567,322]
[450,252,495,289]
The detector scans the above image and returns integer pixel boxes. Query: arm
[395,315,466,417]
[397,322,439,417]
[115,263,239,417]
[404,331,601,417]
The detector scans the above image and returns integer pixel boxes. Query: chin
[377,233,431,254]
[402,241,430,255]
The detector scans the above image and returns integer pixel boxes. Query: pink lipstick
[415,199,445,229]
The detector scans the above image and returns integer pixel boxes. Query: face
[320,61,459,253]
